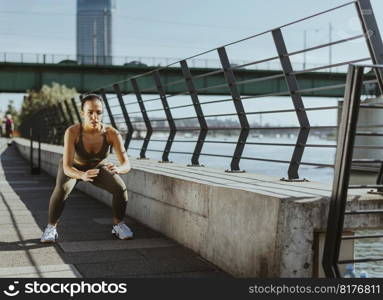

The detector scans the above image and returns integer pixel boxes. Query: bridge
[2,0,383,278]
[0,61,376,97]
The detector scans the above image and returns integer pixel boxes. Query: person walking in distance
[41,94,132,243]
[0,114,3,137]
[4,114,14,145]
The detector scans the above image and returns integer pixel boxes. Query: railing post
[38,132,41,173]
[47,105,57,144]
[153,70,176,163]
[71,97,82,124]
[100,89,117,129]
[29,122,41,175]
[57,102,70,145]
[64,99,75,125]
[58,102,70,127]
[322,65,364,278]
[218,47,249,172]
[355,0,383,191]
[40,107,50,143]
[113,83,134,150]
[52,104,65,145]
[30,127,33,173]
[355,0,383,92]
[180,59,208,167]
[100,89,117,153]
[131,78,152,159]
[272,28,310,181]
[42,106,52,143]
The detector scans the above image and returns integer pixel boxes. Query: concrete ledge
[13,137,383,277]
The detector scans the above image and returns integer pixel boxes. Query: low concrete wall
[14,137,383,277]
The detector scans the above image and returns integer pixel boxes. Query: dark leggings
[48,158,128,225]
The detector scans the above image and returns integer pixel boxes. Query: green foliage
[19,82,77,124]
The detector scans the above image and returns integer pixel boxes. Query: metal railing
[29,127,41,175]
[322,64,383,278]
[19,0,383,182]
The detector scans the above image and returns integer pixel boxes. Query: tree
[19,82,77,124]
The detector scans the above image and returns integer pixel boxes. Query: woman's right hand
[80,169,100,182]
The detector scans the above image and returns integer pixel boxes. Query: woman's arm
[62,126,86,179]
[105,128,131,174]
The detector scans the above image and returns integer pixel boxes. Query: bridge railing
[0,51,331,71]
[322,64,383,278]
[19,0,383,182]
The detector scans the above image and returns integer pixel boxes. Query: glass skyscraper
[76,0,114,65]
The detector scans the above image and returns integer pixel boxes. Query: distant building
[76,0,114,65]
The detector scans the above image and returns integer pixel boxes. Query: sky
[0,0,382,117]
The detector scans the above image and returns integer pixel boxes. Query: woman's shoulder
[66,124,81,139]
[103,124,119,144]
[67,123,81,133]
[104,124,118,135]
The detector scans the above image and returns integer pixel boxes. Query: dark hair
[81,94,103,111]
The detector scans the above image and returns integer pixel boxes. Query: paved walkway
[0,139,229,278]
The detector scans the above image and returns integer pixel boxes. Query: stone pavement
[0,139,229,278]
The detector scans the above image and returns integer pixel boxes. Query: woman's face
[82,99,103,129]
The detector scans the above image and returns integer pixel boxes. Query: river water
[128,134,383,277]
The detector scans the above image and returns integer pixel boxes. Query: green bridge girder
[0,62,372,97]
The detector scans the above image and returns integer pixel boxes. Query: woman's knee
[113,183,128,200]
[51,186,71,202]
[62,184,75,197]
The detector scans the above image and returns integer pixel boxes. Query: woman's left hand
[105,163,119,174]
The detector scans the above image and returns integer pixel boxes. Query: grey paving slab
[74,261,154,277]
[55,227,162,241]
[0,171,28,175]
[0,230,113,243]
[93,217,136,225]
[0,204,29,211]
[0,264,82,278]
[58,249,145,265]
[0,233,43,242]
[2,186,54,191]
[56,231,120,242]
[54,223,112,234]
[0,210,33,216]
[0,192,54,199]
[59,238,177,252]
[34,215,114,224]
[0,214,43,225]
[32,208,111,218]
[127,270,232,278]
[137,245,205,260]
[0,223,43,234]
[144,255,217,274]
[0,180,40,184]
[0,245,64,265]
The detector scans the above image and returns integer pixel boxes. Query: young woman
[41,94,132,242]
[4,114,14,145]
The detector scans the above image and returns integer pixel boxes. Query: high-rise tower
[77,0,114,65]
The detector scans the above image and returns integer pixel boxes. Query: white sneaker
[112,222,133,240]
[40,224,58,243]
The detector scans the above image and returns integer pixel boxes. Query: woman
[40,94,132,243]
[4,114,14,145]
[4,114,14,137]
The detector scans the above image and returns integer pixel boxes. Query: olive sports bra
[73,123,110,168]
